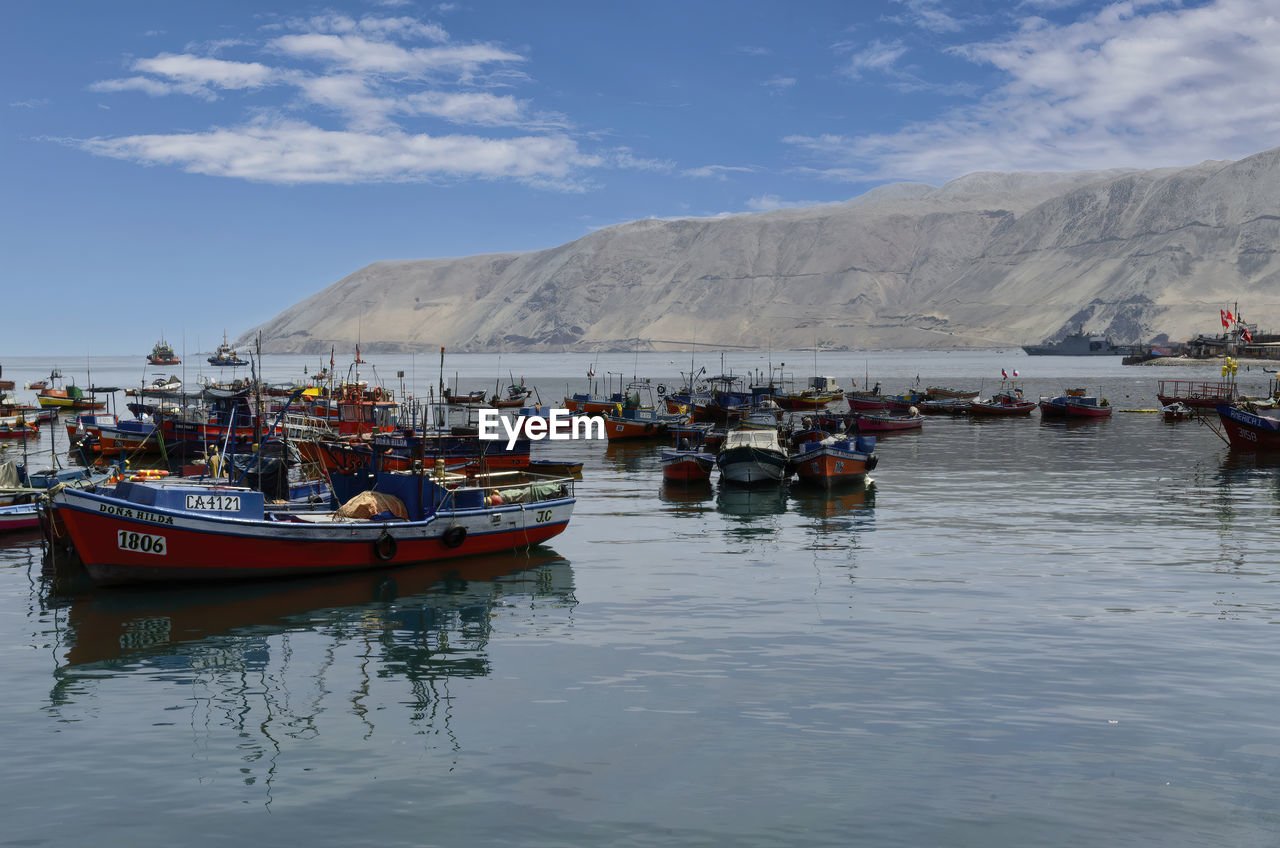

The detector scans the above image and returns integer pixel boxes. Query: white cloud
[841,39,909,79]
[889,0,966,33]
[608,148,675,172]
[793,0,1280,181]
[270,33,519,75]
[10,98,50,109]
[77,118,592,187]
[683,164,757,180]
[135,53,277,89]
[92,54,277,100]
[762,75,797,93]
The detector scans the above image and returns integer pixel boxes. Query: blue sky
[5,0,1277,354]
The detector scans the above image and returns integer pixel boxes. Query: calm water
[3,350,1280,847]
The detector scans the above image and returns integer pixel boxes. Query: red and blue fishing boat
[0,415,39,439]
[791,435,877,488]
[970,388,1036,416]
[1038,389,1112,419]
[43,467,576,586]
[1215,402,1280,450]
[660,429,715,483]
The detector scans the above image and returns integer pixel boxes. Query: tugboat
[207,333,247,367]
[147,338,181,366]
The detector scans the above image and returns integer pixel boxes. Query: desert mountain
[242,146,1280,353]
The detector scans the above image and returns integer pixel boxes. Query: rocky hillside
[242,146,1280,353]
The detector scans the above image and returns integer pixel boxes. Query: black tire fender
[374,530,397,561]
[442,525,467,548]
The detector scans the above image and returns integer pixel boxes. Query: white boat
[716,427,788,485]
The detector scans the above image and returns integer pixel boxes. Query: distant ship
[1022,333,1127,356]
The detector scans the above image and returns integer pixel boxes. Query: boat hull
[851,412,923,432]
[50,486,575,586]
[0,504,39,532]
[792,445,873,488]
[1216,404,1280,450]
[969,401,1036,416]
[661,451,714,482]
[716,446,788,485]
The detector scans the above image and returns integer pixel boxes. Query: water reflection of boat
[715,484,788,517]
[789,480,876,519]
[604,442,657,474]
[54,549,574,668]
[660,479,713,506]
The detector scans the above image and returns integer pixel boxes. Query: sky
[5,0,1279,354]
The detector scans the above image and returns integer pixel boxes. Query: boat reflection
[716,484,788,518]
[51,548,576,669]
[603,442,657,474]
[789,479,876,519]
[659,478,713,508]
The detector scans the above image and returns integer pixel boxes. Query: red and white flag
[1221,309,1229,328]
[1012,369,1019,377]
[1001,368,1008,379]
[1226,309,1235,322]
[1243,326,1253,343]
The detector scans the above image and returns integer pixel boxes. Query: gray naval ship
[1022,332,1128,356]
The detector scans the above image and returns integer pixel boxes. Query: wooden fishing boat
[970,389,1036,416]
[1064,395,1111,418]
[919,398,971,415]
[661,447,715,482]
[600,382,685,440]
[0,503,40,533]
[850,410,924,432]
[125,375,183,397]
[924,386,979,400]
[602,408,678,440]
[0,415,39,439]
[490,379,533,408]
[773,376,844,411]
[44,468,576,586]
[527,459,583,475]
[791,435,877,488]
[1215,403,1280,450]
[35,384,106,410]
[1038,391,1111,419]
[1162,402,1192,421]
[442,388,488,405]
[660,430,715,483]
[1157,379,1237,409]
[716,427,789,485]
[147,339,180,366]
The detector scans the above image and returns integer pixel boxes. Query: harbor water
[3,349,1279,847]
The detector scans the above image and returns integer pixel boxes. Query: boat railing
[283,412,337,441]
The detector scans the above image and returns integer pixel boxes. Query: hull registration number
[117,530,167,555]
[184,494,241,511]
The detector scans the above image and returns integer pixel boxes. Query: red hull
[793,451,870,487]
[851,413,923,432]
[970,402,1036,416]
[603,416,668,440]
[52,490,573,586]
[661,453,714,482]
[1065,404,1111,418]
